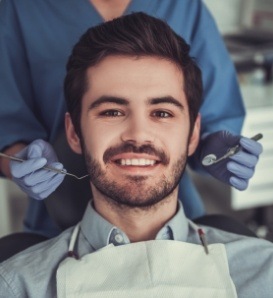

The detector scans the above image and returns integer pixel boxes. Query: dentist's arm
[0,139,65,200]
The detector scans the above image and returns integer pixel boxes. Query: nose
[120,114,154,145]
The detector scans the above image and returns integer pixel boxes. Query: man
[0,12,271,298]
[0,0,262,238]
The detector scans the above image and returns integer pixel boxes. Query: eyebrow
[88,95,184,111]
[88,96,129,110]
[148,96,184,111]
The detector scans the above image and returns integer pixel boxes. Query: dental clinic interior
[1,0,273,243]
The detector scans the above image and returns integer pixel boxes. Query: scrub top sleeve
[189,0,245,136]
[187,0,245,171]
[0,0,47,152]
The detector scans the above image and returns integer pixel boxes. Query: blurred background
[0,0,273,240]
[193,0,273,241]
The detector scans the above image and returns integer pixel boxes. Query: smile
[115,159,157,166]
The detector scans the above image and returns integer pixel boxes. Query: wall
[203,0,243,33]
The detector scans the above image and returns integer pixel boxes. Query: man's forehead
[84,55,186,104]
[86,55,184,80]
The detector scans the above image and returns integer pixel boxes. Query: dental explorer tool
[0,152,89,180]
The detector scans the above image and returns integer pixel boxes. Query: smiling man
[0,12,272,298]
[65,54,200,242]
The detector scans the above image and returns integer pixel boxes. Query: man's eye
[152,111,173,118]
[99,110,123,117]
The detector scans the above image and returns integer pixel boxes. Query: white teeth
[139,159,146,166]
[118,159,156,166]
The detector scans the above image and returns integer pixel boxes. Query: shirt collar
[156,201,189,242]
[80,200,189,251]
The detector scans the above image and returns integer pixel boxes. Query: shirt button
[114,234,124,244]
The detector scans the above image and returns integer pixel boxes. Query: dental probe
[0,152,89,180]
[202,133,263,167]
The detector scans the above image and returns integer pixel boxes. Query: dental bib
[56,224,237,298]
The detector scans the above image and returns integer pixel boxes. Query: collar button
[114,234,124,244]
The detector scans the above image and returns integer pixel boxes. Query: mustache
[103,143,169,165]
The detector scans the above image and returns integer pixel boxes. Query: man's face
[66,55,200,208]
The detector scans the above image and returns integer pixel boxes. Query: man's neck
[90,0,131,21]
[92,189,178,243]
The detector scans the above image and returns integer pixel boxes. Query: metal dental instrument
[202,133,263,167]
[0,152,89,180]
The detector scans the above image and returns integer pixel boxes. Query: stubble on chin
[84,151,187,211]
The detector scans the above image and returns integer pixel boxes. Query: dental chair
[0,131,257,263]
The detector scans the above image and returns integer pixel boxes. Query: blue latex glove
[199,131,263,190]
[10,139,66,200]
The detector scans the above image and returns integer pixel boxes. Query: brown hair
[64,12,203,136]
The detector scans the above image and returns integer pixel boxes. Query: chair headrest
[45,131,91,230]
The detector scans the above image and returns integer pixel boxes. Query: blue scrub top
[0,0,245,237]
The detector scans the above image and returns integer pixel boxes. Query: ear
[65,112,82,154]
[187,113,201,156]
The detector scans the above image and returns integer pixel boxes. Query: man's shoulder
[203,224,273,273]
[203,223,273,251]
[5,227,72,259]
[0,227,73,298]
[203,225,273,297]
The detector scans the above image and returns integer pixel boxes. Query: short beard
[83,146,187,210]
